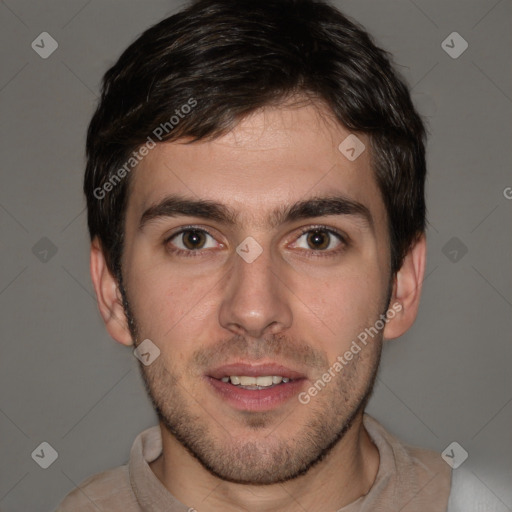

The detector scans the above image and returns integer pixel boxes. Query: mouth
[205,363,307,412]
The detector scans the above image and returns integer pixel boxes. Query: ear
[90,237,134,346]
[383,234,426,340]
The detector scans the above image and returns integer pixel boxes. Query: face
[119,102,393,485]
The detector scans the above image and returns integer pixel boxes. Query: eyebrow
[138,194,374,231]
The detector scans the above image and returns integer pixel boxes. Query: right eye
[165,227,223,256]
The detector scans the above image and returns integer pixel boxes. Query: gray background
[0,0,511,510]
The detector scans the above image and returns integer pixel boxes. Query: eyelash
[164,224,348,259]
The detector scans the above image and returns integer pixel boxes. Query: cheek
[290,267,385,352]
[127,260,220,343]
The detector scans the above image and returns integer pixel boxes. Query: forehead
[127,103,385,227]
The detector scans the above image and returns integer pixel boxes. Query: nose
[218,242,293,339]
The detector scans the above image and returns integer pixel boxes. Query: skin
[90,100,426,512]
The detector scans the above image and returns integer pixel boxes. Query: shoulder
[56,464,140,511]
[395,440,453,509]
[404,441,452,481]
[363,414,452,481]
[362,414,452,511]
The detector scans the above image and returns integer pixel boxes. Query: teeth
[222,375,290,387]
[254,376,273,387]
[239,376,257,386]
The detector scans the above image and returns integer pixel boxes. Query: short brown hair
[84,0,427,278]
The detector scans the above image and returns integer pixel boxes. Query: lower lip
[205,376,306,412]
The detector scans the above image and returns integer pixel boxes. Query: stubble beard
[117,275,384,485]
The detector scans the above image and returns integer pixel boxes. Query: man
[57,0,494,510]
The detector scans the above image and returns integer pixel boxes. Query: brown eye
[290,227,345,254]
[182,230,207,250]
[306,230,330,250]
[168,228,218,253]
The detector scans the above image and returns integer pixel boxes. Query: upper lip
[207,362,307,380]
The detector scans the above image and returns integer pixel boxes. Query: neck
[150,412,380,512]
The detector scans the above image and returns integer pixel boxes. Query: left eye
[169,229,219,251]
[292,229,342,251]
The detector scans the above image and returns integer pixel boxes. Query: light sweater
[57,414,458,511]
